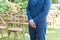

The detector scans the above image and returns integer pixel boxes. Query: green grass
[46,28,60,40]
[0,26,60,40]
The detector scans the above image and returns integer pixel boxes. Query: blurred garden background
[0,0,60,40]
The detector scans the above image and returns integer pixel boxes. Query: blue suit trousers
[29,25,46,40]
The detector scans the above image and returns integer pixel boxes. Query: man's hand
[29,19,36,28]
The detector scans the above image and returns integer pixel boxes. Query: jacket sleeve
[26,0,32,20]
[33,0,50,24]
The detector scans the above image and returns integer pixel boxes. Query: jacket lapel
[34,0,38,5]
[30,0,38,6]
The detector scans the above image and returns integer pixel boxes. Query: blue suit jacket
[26,0,50,28]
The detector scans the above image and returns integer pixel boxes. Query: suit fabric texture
[26,0,50,40]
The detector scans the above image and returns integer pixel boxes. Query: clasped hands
[29,19,36,28]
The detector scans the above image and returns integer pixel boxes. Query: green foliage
[0,0,11,13]
[12,0,28,13]
[14,0,28,9]
[52,0,57,3]
[0,0,28,13]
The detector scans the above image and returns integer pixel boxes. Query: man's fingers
[29,20,36,28]
[30,23,36,28]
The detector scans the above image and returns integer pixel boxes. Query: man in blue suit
[26,0,50,40]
